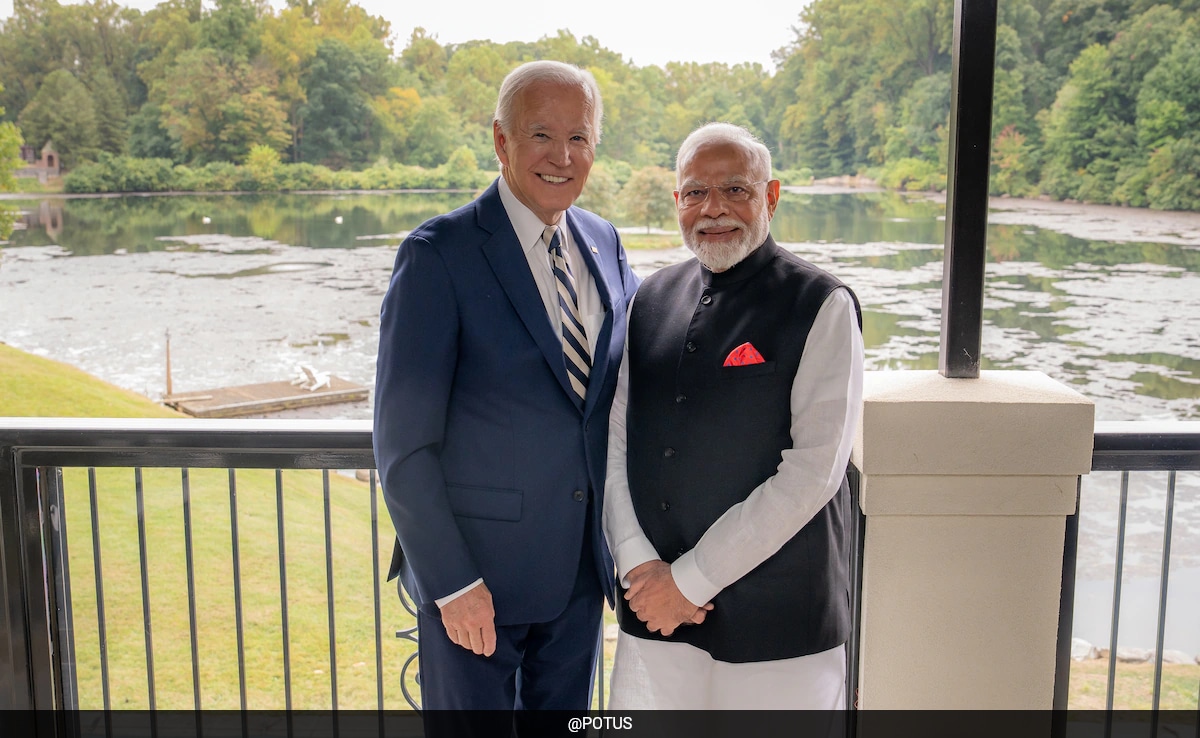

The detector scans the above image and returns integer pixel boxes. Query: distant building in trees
[16,141,61,183]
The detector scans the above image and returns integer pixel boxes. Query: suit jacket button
[573,490,585,501]
[675,394,686,403]
[685,342,697,353]
[700,294,712,305]
[663,447,676,458]
[660,501,670,511]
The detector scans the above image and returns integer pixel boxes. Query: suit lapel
[476,183,578,404]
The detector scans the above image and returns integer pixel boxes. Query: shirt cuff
[670,550,720,608]
[434,578,483,608]
[612,538,661,588]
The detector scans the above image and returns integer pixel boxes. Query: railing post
[851,370,1094,708]
[0,451,61,711]
[0,438,31,709]
[1052,479,1082,736]
[939,0,998,379]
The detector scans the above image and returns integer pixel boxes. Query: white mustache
[692,217,745,231]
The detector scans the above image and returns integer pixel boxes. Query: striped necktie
[544,224,590,408]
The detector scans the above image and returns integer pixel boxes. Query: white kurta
[602,286,864,709]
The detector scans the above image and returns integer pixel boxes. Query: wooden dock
[164,376,369,418]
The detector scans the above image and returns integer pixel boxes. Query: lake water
[1,188,1198,655]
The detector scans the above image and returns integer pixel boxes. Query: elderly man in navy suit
[373,60,637,725]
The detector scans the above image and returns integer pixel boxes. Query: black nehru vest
[617,237,862,663]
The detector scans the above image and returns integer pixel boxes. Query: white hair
[494,60,603,143]
[675,122,772,184]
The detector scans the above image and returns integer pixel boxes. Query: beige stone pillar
[851,370,1094,708]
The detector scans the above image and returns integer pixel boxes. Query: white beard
[681,207,772,272]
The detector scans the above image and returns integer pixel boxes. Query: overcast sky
[0,0,811,71]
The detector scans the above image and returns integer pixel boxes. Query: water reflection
[3,192,478,255]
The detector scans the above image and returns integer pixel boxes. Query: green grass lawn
[1069,659,1199,710]
[0,342,182,418]
[620,232,681,250]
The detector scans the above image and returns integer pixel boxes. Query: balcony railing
[1055,421,1200,721]
[1,418,395,713]
[3,418,1195,716]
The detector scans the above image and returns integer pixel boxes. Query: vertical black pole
[939,0,998,378]
[1052,479,1082,738]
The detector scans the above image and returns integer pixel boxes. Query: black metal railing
[0,418,625,715]
[6,418,1193,716]
[1055,421,1200,722]
[846,465,864,713]
[0,419,401,712]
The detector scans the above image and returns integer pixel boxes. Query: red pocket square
[723,342,766,367]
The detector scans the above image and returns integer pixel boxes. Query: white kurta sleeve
[671,288,864,607]
[603,298,662,586]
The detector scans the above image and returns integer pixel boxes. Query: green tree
[441,144,481,188]
[400,27,447,92]
[593,65,662,166]
[619,165,677,232]
[198,0,262,63]
[0,83,23,238]
[88,67,128,155]
[1136,20,1200,149]
[991,125,1035,196]
[884,72,950,163]
[575,160,621,220]
[0,0,142,126]
[1038,44,1121,200]
[17,69,101,167]
[402,97,463,168]
[158,47,290,163]
[1040,0,1126,86]
[1145,133,1200,210]
[370,86,421,161]
[297,38,389,167]
[133,0,204,104]
[444,44,511,128]
[127,102,181,161]
[244,143,282,189]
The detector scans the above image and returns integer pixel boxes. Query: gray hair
[675,123,772,184]
[494,60,603,143]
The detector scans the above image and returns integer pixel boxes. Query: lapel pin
[591,246,599,254]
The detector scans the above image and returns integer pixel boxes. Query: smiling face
[494,81,596,225]
[675,141,780,272]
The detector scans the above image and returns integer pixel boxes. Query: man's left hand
[624,560,713,636]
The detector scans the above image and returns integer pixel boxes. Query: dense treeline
[1,0,1198,210]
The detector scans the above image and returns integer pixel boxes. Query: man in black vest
[603,122,864,708]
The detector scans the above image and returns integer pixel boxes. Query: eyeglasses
[676,181,768,208]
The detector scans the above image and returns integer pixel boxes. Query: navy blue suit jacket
[374,180,638,625]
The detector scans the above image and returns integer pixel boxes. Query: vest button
[685,342,697,352]
[573,490,585,502]
[660,501,670,511]
[675,394,686,403]
[700,294,712,305]
[663,447,676,458]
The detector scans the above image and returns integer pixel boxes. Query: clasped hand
[624,560,713,636]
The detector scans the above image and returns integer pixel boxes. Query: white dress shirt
[498,176,604,356]
[602,282,864,706]
[435,176,603,609]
